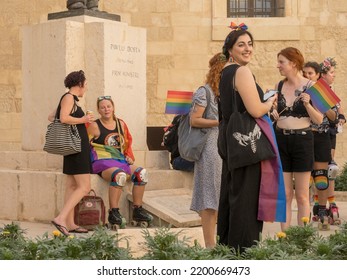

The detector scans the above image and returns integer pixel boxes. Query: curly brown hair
[205,53,227,97]
[64,70,86,89]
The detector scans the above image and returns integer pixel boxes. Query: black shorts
[330,133,337,149]
[313,131,331,162]
[275,130,314,172]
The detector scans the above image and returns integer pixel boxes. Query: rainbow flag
[165,90,193,114]
[255,115,286,222]
[305,78,341,113]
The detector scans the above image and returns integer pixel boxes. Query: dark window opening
[227,0,285,18]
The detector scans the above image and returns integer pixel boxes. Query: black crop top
[277,80,312,118]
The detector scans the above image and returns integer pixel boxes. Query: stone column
[22,15,147,152]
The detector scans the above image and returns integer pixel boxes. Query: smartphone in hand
[263,90,278,101]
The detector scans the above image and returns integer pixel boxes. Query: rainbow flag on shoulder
[305,78,341,113]
[165,90,193,115]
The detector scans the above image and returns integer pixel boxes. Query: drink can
[337,124,343,133]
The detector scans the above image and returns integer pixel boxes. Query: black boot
[108,208,125,226]
[133,206,153,223]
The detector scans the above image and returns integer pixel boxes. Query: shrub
[335,162,347,191]
[0,223,132,260]
[1,222,347,260]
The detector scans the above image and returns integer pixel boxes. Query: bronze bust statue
[67,0,99,11]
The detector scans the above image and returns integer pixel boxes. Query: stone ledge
[0,168,193,224]
[0,150,171,171]
[127,188,200,228]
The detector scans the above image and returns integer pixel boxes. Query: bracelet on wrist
[338,114,346,121]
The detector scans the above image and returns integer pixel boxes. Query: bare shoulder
[60,92,74,106]
[88,121,100,138]
[235,65,253,80]
[62,92,74,101]
[235,65,255,88]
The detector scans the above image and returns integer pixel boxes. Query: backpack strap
[191,85,211,119]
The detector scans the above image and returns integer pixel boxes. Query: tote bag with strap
[225,71,275,170]
[43,93,81,156]
[178,86,211,162]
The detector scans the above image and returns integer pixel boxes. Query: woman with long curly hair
[189,52,226,248]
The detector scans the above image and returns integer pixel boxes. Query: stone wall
[0,0,346,165]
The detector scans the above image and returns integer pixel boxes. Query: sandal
[51,221,70,236]
[69,227,88,233]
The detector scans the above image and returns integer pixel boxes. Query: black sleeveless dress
[217,64,263,252]
[57,93,91,175]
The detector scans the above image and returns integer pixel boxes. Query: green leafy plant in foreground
[1,222,131,260]
[335,162,347,191]
[139,227,235,260]
[1,221,347,260]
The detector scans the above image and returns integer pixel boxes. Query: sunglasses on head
[97,96,112,101]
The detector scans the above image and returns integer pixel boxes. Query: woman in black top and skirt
[48,70,95,236]
[217,23,277,253]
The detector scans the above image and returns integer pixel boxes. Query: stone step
[0,150,171,171]
[0,162,194,226]
[127,188,200,228]
[0,150,198,227]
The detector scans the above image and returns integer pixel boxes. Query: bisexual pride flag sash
[255,115,286,222]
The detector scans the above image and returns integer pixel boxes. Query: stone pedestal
[22,15,147,151]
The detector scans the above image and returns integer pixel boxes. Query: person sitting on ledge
[67,0,99,11]
[87,95,153,229]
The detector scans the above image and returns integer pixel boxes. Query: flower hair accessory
[320,57,337,73]
[219,53,227,62]
[228,22,248,32]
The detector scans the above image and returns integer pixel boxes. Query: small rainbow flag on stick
[305,78,341,113]
[165,90,193,114]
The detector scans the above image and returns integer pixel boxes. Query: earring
[229,56,234,63]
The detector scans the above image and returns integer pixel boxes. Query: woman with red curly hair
[189,52,226,248]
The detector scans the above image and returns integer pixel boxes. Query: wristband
[338,114,346,121]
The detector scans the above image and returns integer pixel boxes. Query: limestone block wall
[0,0,347,165]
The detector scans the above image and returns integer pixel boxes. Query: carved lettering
[110,44,125,51]
[122,71,139,78]
[127,46,140,53]
[112,70,122,76]
[110,44,141,53]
